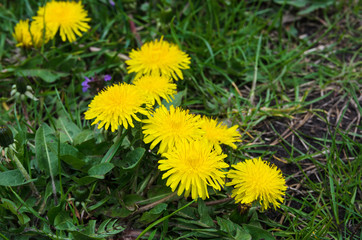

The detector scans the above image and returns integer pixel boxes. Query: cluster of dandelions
[84,37,287,210]
[13,0,90,48]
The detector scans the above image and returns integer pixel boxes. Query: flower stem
[9,146,40,198]
[136,198,196,240]
[130,192,178,217]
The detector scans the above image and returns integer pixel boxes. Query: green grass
[0,0,361,239]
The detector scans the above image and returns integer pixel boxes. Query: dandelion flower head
[126,37,191,80]
[33,0,91,42]
[159,140,229,199]
[132,74,177,106]
[13,19,50,48]
[227,157,287,210]
[84,83,148,132]
[142,105,203,154]
[200,116,241,153]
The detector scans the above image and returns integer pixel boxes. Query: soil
[253,86,362,236]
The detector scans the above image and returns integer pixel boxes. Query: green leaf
[73,176,99,185]
[54,211,77,231]
[74,129,94,146]
[149,203,168,215]
[56,117,81,144]
[229,208,249,225]
[98,219,112,234]
[118,147,145,170]
[198,199,215,227]
[140,203,168,224]
[70,219,124,239]
[273,0,307,7]
[217,217,243,236]
[243,224,275,240]
[148,229,157,240]
[70,232,99,240]
[123,194,144,211]
[15,69,68,83]
[88,162,114,178]
[0,198,30,225]
[298,1,334,15]
[136,199,196,240]
[235,228,252,240]
[47,205,62,225]
[162,90,185,109]
[0,169,30,186]
[60,143,86,170]
[35,123,58,177]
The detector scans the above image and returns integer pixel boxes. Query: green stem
[136,198,196,240]
[9,146,40,198]
[130,192,178,218]
[249,35,262,107]
[101,127,127,163]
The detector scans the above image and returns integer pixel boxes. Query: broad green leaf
[123,194,144,211]
[198,199,215,227]
[217,217,242,236]
[0,169,28,186]
[118,147,145,170]
[107,207,133,218]
[15,69,68,83]
[161,90,185,109]
[140,203,167,223]
[235,228,252,240]
[243,224,275,240]
[229,208,249,225]
[54,211,77,231]
[35,123,58,177]
[47,205,61,225]
[98,219,112,234]
[0,198,30,225]
[70,219,124,239]
[72,220,97,239]
[56,117,81,144]
[43,54,79,73]
[73,176,99,185]
[149,203,168,215]
[69,232,99,240]
[88,162,114,178]
[74,129,94,146]
[60,143,86,170]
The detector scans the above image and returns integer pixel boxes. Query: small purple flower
[82,77,92,92]
[104,75,112,82]
[109,0,115,6]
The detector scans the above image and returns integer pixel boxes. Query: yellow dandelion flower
[84,83,148,132]
[13,19,50,48]
[142,105,203,154]
[33,0,91,42]
[200,116,241,153]
[159,140,229,200]
[132,74,177,106]
[227,157,287,210]
[126,37,191,80]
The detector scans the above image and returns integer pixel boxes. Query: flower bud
[16,78,27,94]
[0,125,14,148]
